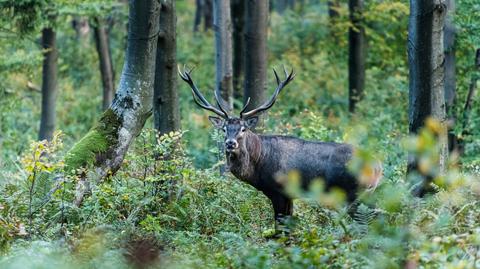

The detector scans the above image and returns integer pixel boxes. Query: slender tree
[39,27,58,141]
[66,0,161,205]
[154,0,180,134]
[193,0,204,32]
[93,17,115,110]
[407,0,448,196]
[231,0,244,101]
[214,0,233,111]
[444,0,456,151]
[243,0,268,114]
[204,0,213,31]
[348,0,366,113]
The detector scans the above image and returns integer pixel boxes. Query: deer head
[179,66,295,153]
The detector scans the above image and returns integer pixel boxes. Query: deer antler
[178,66,230,119]
[240,66,295,119]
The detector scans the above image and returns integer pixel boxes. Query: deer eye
[240,127,246,132]
[222,127,227,132]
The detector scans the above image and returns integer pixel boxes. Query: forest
[0,0,479,268]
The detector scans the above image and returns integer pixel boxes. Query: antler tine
[178,65,229,119]
[241,67,296,119]
[239,97,251,118]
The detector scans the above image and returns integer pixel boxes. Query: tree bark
[66,0,161,205]
[348,0,366,113]
[154,0,180,134]
[407,0,448,196]
[243,0,268,114]
[231,0,245,102]
[461,49,480,150]
[214,0,234,111]
[93,17,115,110]
[39,27,58,141]
[444,0,456,151]
[204,0,213,31]
[275,0,288,14]
[194,0,204,32]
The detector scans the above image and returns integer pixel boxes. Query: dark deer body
[179,67,381,231]
[226,127,358,222]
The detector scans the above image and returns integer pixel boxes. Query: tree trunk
[214,0,234,111]
[93,17,115,110]
[154,0,180,134]
[243,0,268,114]
[407,0,448,196]
[231,0,245,102]
[194,0,204,32]
[204,0,213,31]
[348,0,366,113]
[275,0,288,14]
[39,27,58,141]
[444,0,456,152]
[460,49,480,152]
[66,0,161,206]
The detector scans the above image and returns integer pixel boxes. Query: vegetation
[0,0,479,268]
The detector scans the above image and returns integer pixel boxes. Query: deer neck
[226,130,262,183]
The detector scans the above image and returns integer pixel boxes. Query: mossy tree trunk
[154,0,180,134]
[66,0,161,206]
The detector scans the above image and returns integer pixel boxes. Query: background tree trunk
[93,17,115,110]
[194,0,204,32]
[39,27,58,141]
[407,0,448,196]
[66,0,161,206]
[444,0,457,152]
[204,0,213,31]
[348,0,366,113]
[154,0,180,134]
[214,0,234,111]
[275,0,288,14]
[243,0,268,114]
[231,0,244,103]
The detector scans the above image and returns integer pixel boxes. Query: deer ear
[208,116,224,129]
[245,116,258,129]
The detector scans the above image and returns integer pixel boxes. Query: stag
[179,67,382,232]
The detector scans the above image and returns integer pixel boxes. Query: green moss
[64,109,122,173]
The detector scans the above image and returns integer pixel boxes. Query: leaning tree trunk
[39,27,58,141]
[231,0,244,102]
[444,0,457,152]
[93,17,115,110]
[407,0,448,196]
[214,0,234,111]
[154,0,180,134]
[348,0,366,113]
[244,0,268,114]
[66,0,161,206]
